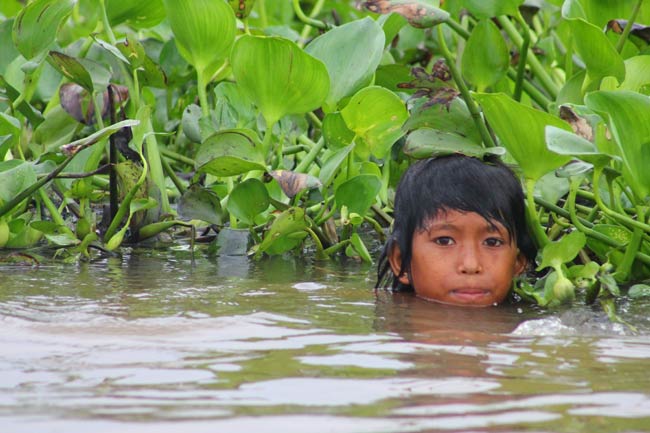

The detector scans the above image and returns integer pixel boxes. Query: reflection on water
[1,247,650,432]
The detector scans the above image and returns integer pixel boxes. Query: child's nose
[458,245,482,274]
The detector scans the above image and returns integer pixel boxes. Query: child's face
[390,210,527,307]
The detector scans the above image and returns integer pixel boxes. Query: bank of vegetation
[1,0,650,313]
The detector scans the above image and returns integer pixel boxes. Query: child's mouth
[451,289,490,302]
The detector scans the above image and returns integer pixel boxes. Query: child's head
[377,154,537,307]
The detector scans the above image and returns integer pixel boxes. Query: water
[1,247,650,432]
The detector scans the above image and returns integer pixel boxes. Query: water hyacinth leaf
[0,160,37,206]
[586,224,630,264]
[404,128,506,159]
[545,126,612,168]
[335,174,381,216]
[228,0,256,19]
[305,18,385,112]
[619,55,650,92]
[461,0,525,19]
[319,145,354,188]
[116,35,166,88]
[341,86,407,159]
[106,0,165,28]
[196,129,266,177]
[256,207,308,256]
[537,230,587,271]
[269,170,322,198]
[231,35,329,126]
[567,18,625,87]
[362,0,450,28]
[30,221,78,246]
[181,104,203,143]
[12,0,74,61]
[585,90,650,201]
[48,52,94,93]
[178,184,223,225]
[227,178,270,225]
[350,232,373,263]
[163,0,236,85]
[403,98,481,143]
[473,92,572,181]
[461,19,509,91]
[323,113,355,150]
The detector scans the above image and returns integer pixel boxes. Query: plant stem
[437,25,497,148]
[161,149,196,167]
[525,178,550,247]
[513,13,531,102]
[197,70,210,118]
[293,0,329,31]
[295,137,325,173]
[161,156,186,195]
[298,0,326,46]
[593,167,650,234]
[616,0,644,53]
[616,206,645,281]
[497,16,559,100]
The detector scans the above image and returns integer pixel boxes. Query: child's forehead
[420,209,507,231]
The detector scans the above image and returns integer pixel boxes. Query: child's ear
[388,244,410,285]
[514,251,528,276]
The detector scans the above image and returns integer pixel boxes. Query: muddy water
[1,247,650,432]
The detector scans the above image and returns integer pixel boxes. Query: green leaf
[537,230,587,270]
[227,179,270,225]
[350,232,372,263]
[619,55,650,93]
[545,125,613,168]
[586,224,629,264]
[231,35,329,126]
[628,284,650,299]
[178,184,223,225]
[566,18,625,87]
[473,92,572,181]
[257,207,308,256]
[585,90,650,200]
[196,129,266,177]
[323,112,355,150]
[306,17,385,112]
[163,0,236,85]
[12,0,74,61]
[341,86,407,159]
[403,98,481,143]
[462,0,525,19]
[48,51,111,93]
[461,19,509,91]
[404,128,505,159]
[0,160,37,206]
[319,145,354,188]
[106,0,166,28]
[335,174,382,216]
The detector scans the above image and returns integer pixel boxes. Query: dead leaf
[268,170,322,198]
[59,83,129,124]
[362,0,449,28]
[559,106,594,142]
[607,19,650,44]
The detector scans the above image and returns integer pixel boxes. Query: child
[376,154,537,307]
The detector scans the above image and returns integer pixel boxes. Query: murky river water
[1,246,650,432]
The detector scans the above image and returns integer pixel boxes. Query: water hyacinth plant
[2,0,650,314]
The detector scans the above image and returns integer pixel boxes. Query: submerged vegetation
[2,0,650,311]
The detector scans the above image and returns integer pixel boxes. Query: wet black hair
[376,154,537,291]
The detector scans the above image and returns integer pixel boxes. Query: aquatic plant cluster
[1,0,650,311]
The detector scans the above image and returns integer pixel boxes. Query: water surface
[1,247,650,432]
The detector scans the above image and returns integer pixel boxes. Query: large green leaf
[341,86,407,159]
[177,184,224,225]
[585,91,650,201]
[305,17,385,112]
[545,125,613,169]
[196,129,266,177]
[404,128,505,159]
[227,178,270,225]
[461,19,509,91]
[231,35,329,126]
[402,98,481,143]
[461,0,525,19]
[562,0,650,28]
[619,55,650,93]
[48,51,111,93]
[0,160,37,206]
[12,0,74,61]
[537,230,587,270]
[163,0,236,85]
[566,18,625,87]
[474,92,572,181]
[335,174,382,216]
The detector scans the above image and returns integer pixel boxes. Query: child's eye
[434,236,455,246]
[484,237,505,247]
